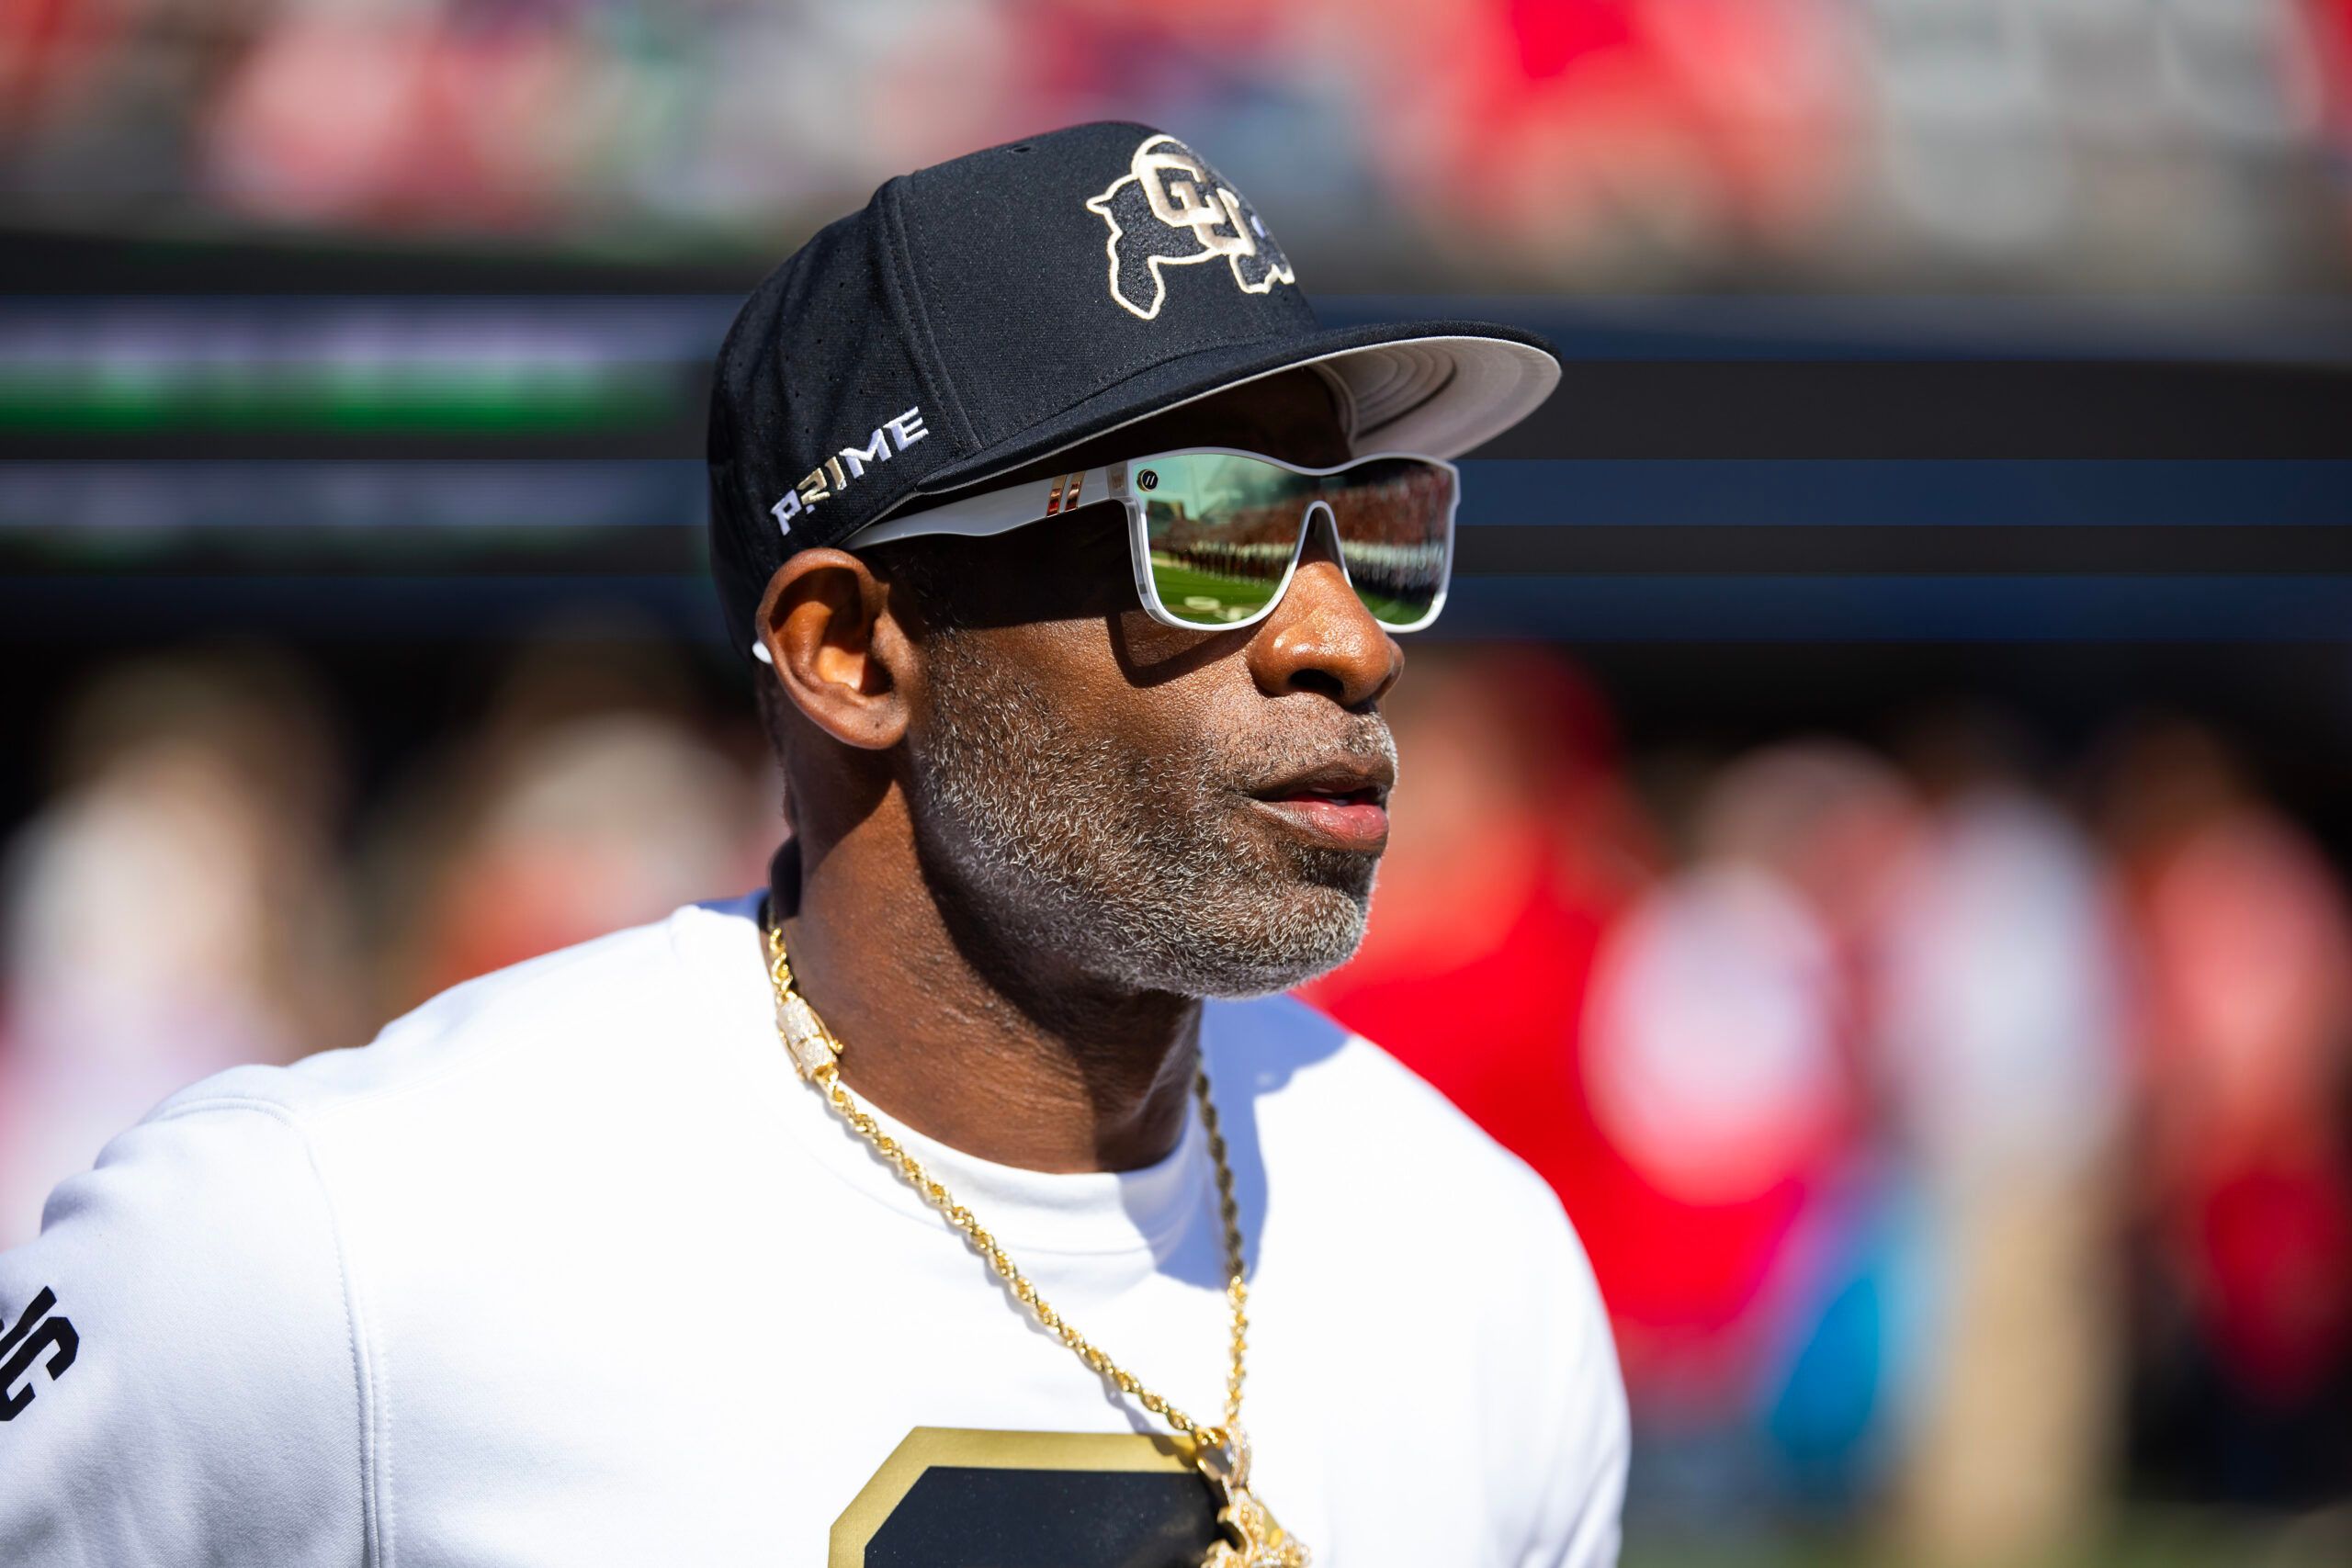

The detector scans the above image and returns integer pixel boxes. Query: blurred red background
[5,3,2351,1562]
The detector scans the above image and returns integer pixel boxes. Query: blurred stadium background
[4,1,2351,1562]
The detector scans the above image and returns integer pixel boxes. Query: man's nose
[1244,508,1404,708]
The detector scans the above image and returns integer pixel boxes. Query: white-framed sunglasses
[847,446,1459,636]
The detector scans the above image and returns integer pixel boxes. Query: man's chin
[1150,881,1373,1000]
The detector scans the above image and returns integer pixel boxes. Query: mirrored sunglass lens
[1319,457,1453,628]
[1135,453,1453,630]
[1136,454,1302,627]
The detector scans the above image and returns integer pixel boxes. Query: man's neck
[766,834,1202,1175]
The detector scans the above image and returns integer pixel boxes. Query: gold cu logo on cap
[1085,135,1297,322]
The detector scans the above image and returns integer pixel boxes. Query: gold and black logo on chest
[832,1428,1224,1568]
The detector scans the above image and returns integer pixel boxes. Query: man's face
[882,369,1404,998]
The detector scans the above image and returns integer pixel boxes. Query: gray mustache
[1227,719,1397,792]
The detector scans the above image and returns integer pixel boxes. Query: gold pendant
[1201,1427,1310,1568]
[775,988,839,1077]
[1205,1481,1308,1567]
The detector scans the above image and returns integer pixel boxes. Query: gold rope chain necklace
[762,917,1309,1567]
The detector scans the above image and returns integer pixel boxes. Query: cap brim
[915,320,1559,494]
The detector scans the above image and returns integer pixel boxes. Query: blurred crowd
[0,640,778,1248]
[1,637,2345,1558]
[3,0,2348,288]
[1302,648,2352,1558]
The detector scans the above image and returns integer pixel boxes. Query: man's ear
[755,549,912,750]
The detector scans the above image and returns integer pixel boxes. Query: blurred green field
[1145,555,1424,625]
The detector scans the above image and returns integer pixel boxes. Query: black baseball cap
[707,120,1559,660]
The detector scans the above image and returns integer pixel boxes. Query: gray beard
[908,636,1392,998]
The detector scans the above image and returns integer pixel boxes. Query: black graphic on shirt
[833,1427,1223,1568]
[0,1285,78,1420]
[869,1468,1216,1566]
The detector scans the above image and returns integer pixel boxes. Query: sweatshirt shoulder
[1204,992,1566,1228]
[0,1077,371,1560]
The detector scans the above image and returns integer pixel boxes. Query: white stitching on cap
[769,407,930,536]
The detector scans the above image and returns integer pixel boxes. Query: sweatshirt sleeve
[1510,1173,1630,1568]
[0,1096,368,1566]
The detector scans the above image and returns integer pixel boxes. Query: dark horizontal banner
[1471,361,2352,460]
[4,362,2346,461]
[4,459,2347,535]
[1466,459,2352,528]
[1454,525,2352,576]
[6,573,2349,644]
[6,292,2346,639]
[1449,574,2352,642]
[12,524,2350,579]
[1317,296,2352,367]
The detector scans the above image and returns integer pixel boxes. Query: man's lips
[1245,759,1394,852]
[1250,794,1389,850]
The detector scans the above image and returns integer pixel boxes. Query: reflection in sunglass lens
[1136,453,1452,630]
[1137,454,1300,627]
[1319,457,1453,629]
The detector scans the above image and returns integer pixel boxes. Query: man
[0,123,1625,1565]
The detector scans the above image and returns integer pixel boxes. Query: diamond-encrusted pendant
[1201,1427,1309,1567]
[763,917,841,1078]
[775,989,839,1077]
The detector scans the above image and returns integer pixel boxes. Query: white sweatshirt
[0,892,1625,1566]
